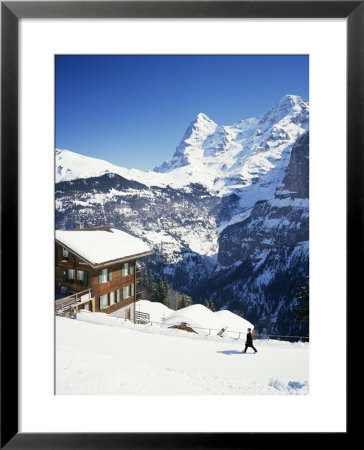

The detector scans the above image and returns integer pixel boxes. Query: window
[121,263,128,277]
[102,269,108,283]
[76,270,88,286]
[77,270,84,284]
[83,271,88,286]
[61,247,73,258]
[123,285,130,300]
[104,293,109,306]
[68,269,75,282]
[100,293,109,310]
[110,291,115,305]
[98,268,108,284]
[129,262,134,275]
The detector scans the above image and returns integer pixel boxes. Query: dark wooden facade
[55,242,143,316]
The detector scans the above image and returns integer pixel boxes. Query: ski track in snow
[56,316,309,395]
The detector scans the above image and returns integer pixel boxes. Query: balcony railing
[55,288,93,314]
[135,311,150,325]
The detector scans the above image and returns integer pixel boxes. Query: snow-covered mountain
[55,94,309,336]
[153,94,308,199]
[56,149,159,186]
[194,132,309,335]
[154,112,218,172]
[57,94,308,198]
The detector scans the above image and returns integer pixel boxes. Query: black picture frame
[1,1,356,448]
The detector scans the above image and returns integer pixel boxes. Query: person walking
[242,328,258,353]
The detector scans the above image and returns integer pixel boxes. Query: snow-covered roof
[134,300,174,322]
[161,304,226,335]
[109,300,173,323]
[214,310,254,332]
[55,227,152,266]
[160,304,255,336]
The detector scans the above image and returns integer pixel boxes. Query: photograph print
[55,55,309,395]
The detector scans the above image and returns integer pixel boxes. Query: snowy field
[56,312,309,395]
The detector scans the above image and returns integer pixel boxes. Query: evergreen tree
[204,298,216,311]
[150,283,158,303]
[178,294,187,309]
[147,270,155,295]
[142,269,155,300]
[155,276,162,302]
[178,293,192,310]
[163,277,170,305]
[209,299,216,312]
[150,276,165,303]
[293,277,309,326]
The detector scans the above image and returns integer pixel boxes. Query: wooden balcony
[55,288,94,314]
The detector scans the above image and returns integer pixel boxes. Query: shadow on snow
[216,350,255,356]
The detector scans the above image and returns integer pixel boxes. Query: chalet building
[55,226,152,320]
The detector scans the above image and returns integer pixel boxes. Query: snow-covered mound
[161,304,231,336]
[214,310,254,334]
[135,300,174,322]
[109,301,254,337]
[77,309,125,327]
[110,300,174,323]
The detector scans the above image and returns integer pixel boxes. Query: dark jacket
[246,331,253,346]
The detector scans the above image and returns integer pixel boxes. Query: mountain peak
[273,94,308,111]
[153,95,308,175]
[259,94,308,126]
[189,112,217,130]
[195,112,214,123]
[154,113,218,173]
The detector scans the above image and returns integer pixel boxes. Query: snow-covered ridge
[56,149,162,187]
[56,94,309,198]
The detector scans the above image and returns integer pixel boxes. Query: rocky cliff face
[203,132,309,335]
[280,131,309,199]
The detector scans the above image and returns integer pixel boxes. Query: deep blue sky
[56,55,309,170]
